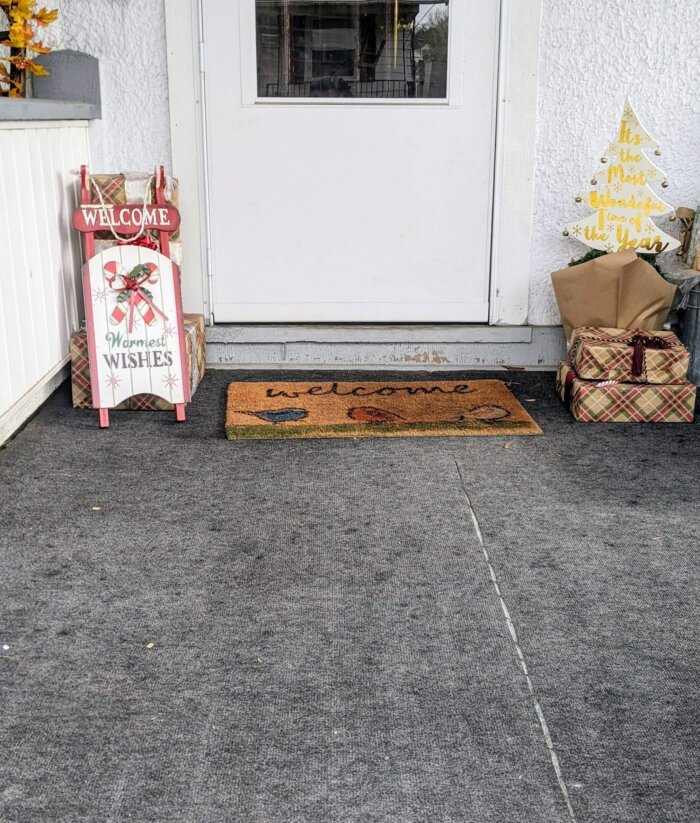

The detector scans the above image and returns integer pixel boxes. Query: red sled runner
[73,165,190,428]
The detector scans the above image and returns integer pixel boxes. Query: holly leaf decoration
[128,263,153,281]
[116,286,153,304]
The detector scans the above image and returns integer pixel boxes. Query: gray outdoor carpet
[1,370,698,823]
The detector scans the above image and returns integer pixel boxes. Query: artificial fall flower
[11,0,35,21]
[7,20,33,48]
[1,0,58,94]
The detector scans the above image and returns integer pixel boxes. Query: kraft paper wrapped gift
[569,327,690,385]
[551,251,676,340]
[71,313,205,411]
[556,360,696,423]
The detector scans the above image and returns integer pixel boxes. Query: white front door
[203,1,500,322]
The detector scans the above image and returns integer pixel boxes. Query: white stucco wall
[529,0,700,324]
[50,0,171,173]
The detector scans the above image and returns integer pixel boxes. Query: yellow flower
[8,20,31,48]
[11,0,36,22]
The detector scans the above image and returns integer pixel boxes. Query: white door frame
[164,0,543,327]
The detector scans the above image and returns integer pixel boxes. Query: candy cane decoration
[103,261,167,333]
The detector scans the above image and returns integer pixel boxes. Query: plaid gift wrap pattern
[569,327,690,385]
[71,313,206,411]
[556,360,696,423]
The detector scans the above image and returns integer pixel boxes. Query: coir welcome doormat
[225,380,541,439]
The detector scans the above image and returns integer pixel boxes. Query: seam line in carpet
[454,458,578,823]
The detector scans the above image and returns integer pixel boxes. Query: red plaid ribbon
[564,368,577,406]
[103,261,168,333]
[117,235,159,251]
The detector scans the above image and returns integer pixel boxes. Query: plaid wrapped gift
[569,327,690,385]
[556,360,696,423]
[71,313,206,411]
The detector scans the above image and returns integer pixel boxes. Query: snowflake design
[163,372,179,391]
[105,372,121,390]
[606,223,615,233]
[623,106,634,120]
[637,189,646,199]
[605,243,614,253]
[572,225,582,237]
[130,313,143,330]
[164,323,176,338]
[647,168,657,179]
[614,182,623,192]
[92,287,107,303]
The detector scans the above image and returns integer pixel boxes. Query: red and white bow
[103,261,168,333]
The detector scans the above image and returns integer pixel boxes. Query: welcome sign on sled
[74,165,190,427]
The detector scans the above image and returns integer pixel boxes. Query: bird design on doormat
[453,405,510,422]
[241,408,309,424]
[347,407,407,423]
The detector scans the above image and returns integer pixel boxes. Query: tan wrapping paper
[551,251,676,340]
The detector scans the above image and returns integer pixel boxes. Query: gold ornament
[562,229,569,237]
[654,148,662,156]
[661,180,669,188]
[600,157,608,164]
[575,196,582,203]
[591,178,598,185]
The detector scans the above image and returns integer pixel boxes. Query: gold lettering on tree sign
[585,226,608,241]
[564,98,679,255]
[589,191,666,217]
[620,149,641,163]
[618,123,642,146]
[608,164,646,186]
[617,227,670,253]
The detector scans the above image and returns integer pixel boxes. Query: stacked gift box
[557,326,696,423]
[71,313,206,411]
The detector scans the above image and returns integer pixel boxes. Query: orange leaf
[27,60,48,76]
[27,39,50,54]
[33,6,58,26]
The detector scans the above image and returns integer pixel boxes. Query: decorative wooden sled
[73,165,190,428]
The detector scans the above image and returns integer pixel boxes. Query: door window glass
[255,1,449,98]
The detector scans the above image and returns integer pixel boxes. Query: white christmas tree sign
[564,98,680,255]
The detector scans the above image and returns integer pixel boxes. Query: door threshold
[204,326,567,369]
[207,324,533,345]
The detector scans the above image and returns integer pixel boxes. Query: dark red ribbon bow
[628,333,670,378]
[124,277,142,292]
